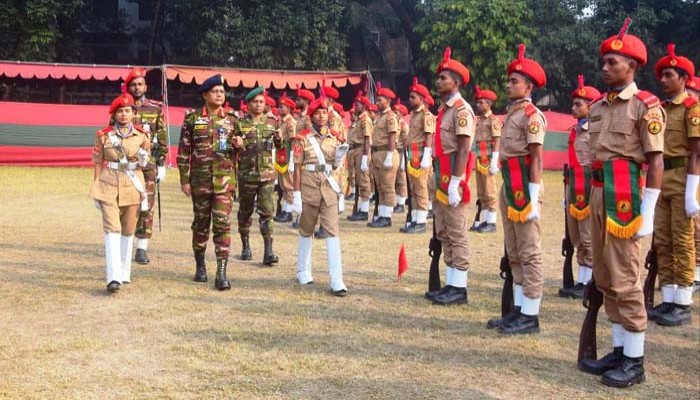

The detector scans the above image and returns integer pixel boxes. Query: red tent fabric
[0,61,143,81]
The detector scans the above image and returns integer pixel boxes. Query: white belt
[107,161,139,170]
[304,164,333,172]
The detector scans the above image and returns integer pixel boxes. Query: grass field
[0,167,698,399]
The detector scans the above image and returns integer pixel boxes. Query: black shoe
[393,204,405,213]
[469,223,481,232]
[427,210,433,219]
[368,217,392,228]
[262,237,279,266]
[106,281,121,292]
[578,347,623,375]
[656,304,691,326]
[346,193,355,201]
[240,235,252,260]
[402,222,426,234]
[694,281,700,293]
[291,220,300,229]
[193,251,207,282]
[425,285,452,301]
[432,286,468,305]
[601,356,645,388]
[477,223,497,233]
[314,226,329,239]
[273,212,292,223]
[647,302,674,321]
[486,306,521,329]
[134,248,150,264]
[331,288,348,297]
[559,283,585,299]
[347,211,368,221]
[399,222,414,233]
[499,313,540,334]
[214,258,231,291]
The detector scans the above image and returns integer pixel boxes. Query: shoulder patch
[524,103,537,117]
[329,129,343,141]
[683,96,698,109]
[453,98,465,109]
[488,114,499,121]
[96,126,112,137]
[294,128,311,141]
[635,90,660,108]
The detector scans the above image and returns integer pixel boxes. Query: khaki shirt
[329,109,348,142]
[573,121,594,167]
[589,82,665,165]
[296,113,311,133]
[348,111,373,146]
[500,99,546,160]
[437,93,475,155]
[279,114,297,141]
[662,91,700,158]
[397,118,409,148]
[372,108,399,148]
[407,105,436,145]
[293,126,341,207]
[475,110,502,142]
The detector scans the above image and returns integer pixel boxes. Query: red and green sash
[434,107,471,206]
[501,155,532,222]
[567,127,590,219]
[475,141,491,175]
[274,140,289,174]
[603,159,643,239]
[406,142,424,178]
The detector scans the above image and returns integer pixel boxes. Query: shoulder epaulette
[96,126,112,137]
[294,128,311,141]
[145,99,163,107]
[635,91,660,107]
[330,128,343,141]
[453,98,466,109]
[487,113,499,121]
[132,124,147,134]
[683,96,698,109]
[524,103,537,117]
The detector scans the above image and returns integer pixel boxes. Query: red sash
[476,141,490,175]
[434,107,471,205]
[274,141,289,174]
[501,156,532,222]
[567,126,590,220]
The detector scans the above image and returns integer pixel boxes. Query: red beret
[393,99,408,116]
[507,44,546,88]
[264,95,276,107]
[109,84,136,114]
[474,85,497,101]
[332,102,345,115]
[239,99,248,114]
[655,43,695,79]
[687,76,700,92]
[307,96,328,117]
[437,47,470,86]
[600,18,647,66]
[376,82,396,100]
[409,76,434,105]
[125,67,146,86]
[323,86,340,100]
[278,92,297,110]
[296,84,315,102]
[354,91,372,108]
[570,75,601,101]
[271,107,279,116]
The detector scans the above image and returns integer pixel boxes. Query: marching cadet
[177,74,237,290]
[427,48,475,306]
[295,85,315,133]
[368,104,379,122]
[235,86,282,266]
[689,76,700,292]
[399,77,435,234]
[577,19,665,388]
[368,83,400,228]
[114,68,168,265]
[291,93,349,296]
[472,85,502,233]
[90,89,151,292]
[347,93,374,221]
[647,44,699,326]
[393,99,410,213]
[485,44,547,333]
[558,75,601,299]
[273,92,298,224]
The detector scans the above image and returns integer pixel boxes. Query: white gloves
[635,188,661,239]
[137,148,149,167]
[421,147,432,169]
[289,160,295,172]
[526,182,541,221]
[335,143,349,168]
[292,191,303,214]
[685,174,700,218]
[94,199,101,210]
[448,176,462,207]
[489,151,500,175]
[360,155,369,172]
[338,194,345,213]
[399,154,406,171]
[156,166,166,182]
[383,152,393,169]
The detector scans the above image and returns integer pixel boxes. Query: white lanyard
[307,135,340,193]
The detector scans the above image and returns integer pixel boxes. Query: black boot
[393,204,405,213]
[477,223,497,233]
[193,251,207,282]
[314,226,329,239]
[215,258,231,291]
[368,217,392,228]
[347,211,368,221]
[578,347,623,375]
[656,304,691,326]
[346,193,355,201]
[106,281,121,292]
[403,222,426,234]
[425,285,452,301]
[432,286,468,305]
[559,283,585,299]
[601,356,645,388]
[240,235,252,260]
[262,237,279,266]
[273,211,292,223]
[647,302,675,321]
[486,306,521,329]
[499,312,540,334]
[427,210,433,219]
[135,248,150,264]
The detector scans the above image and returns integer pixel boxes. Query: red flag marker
[397,243,408,281]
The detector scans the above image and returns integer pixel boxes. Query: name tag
[589,115,602,122]
[194,124,207,130]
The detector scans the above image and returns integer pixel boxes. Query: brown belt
[664,157,687,170]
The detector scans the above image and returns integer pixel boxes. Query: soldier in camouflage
[177,74,237,291]
[235,86,283,266]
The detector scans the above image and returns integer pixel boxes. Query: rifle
[470,199,483,231]
[156,179,162,232]
[404,148,412,228]
[351,179,360,216]
[428,221,442,292]
[577,278,604,362]
[643,236,658,310]
[562,163,575,289]
[371,171,380,223]
[498,247,514,317]
[275,182,284,217]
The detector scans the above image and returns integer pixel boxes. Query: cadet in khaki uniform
[688,77,700,292]
[485,44,547,334]
[425,48,475,306]
[295,86,315,135]
[558,76,601,299]
[400,78,435,234]
[577,20,665,388]
[273,92,297,223]
[291,95,349,296]
[472,85,502,233]
[90,91,151,292]
[647,45,699,326]
[393,100,410,213]
[368,84,401,228]
[346,106,358,200]
[347,93,375,221]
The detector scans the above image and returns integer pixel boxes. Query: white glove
[137,148,149,167]
[448,176,462,207]
[634,188,661,239]
[156,166,166,182]
[338,194,345,213]
[292,191,303,214]
[489,151,500,175]
[289,160,295,172]
[399,154,406,171]
[93,199,101,210]
[685,174,700,218]
[526,182,541,221]
[383,152,394,169]
[421,147,432,169]
[334,143,349,168]
[360,155,369,172]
